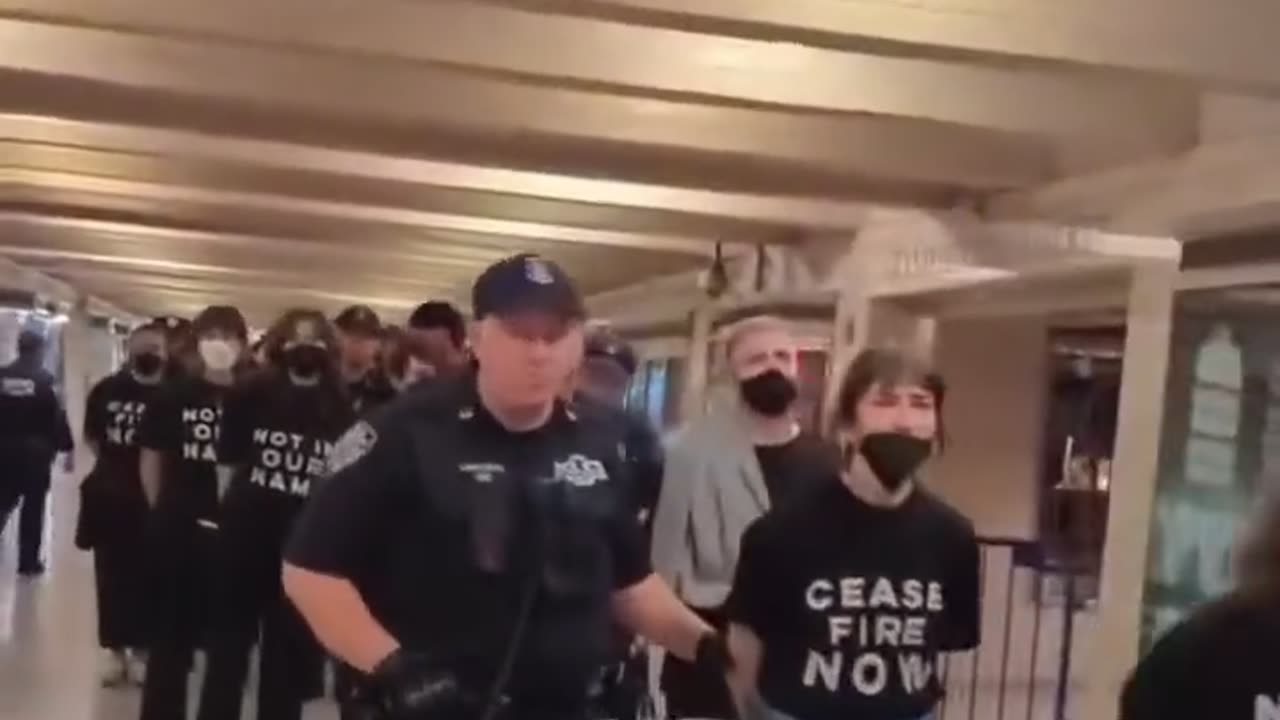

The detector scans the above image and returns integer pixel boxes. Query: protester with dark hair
[156,316,198,379]
[138,305,250,720]
[406,300,469,371]
[335,305,395,414]
[1120,485,1280,720]
[0,329,74,577]
[80,321,170,686]
[196,309,355,720]
[723,347,978,720]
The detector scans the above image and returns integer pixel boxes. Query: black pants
[660,606,733,720]
[140,517,216,720]
[94,530,151,650]
[0,467,49,571]
[196,503,321,720]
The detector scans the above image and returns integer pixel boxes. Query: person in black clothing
[406,299,470,372]
[573,327,667,720]
[138,305,250,720]
[0,330,73,577]
[1120,485,1280,720]
[724,347,980,720]
[335,305,395,414]
[81,321,170,686]
[283,254,728,720]
[196,309,356,720]
[653,315,841,720]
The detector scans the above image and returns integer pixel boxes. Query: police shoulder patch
[327,420,379,475]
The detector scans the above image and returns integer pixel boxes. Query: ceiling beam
[988,132,1280,238]
[0,2,1195,142]
[3,170,725,256]
[0,42,1052,191]
[0,114,873,229]
[505,0,1280,94]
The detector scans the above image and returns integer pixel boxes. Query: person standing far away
[0,329,74,577]
[195,309,356,720]
[334,305,395,415]
[651,315,841,720]
[137,305,250,720]
[1120,484,1280,720]
[283,253,732,720]
[79,321,171,687]
[405,300,471,373]
[722,346,980,720]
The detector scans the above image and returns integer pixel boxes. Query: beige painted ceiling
[1,0,1278,324]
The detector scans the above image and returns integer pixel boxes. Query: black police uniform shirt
[138,377,229,522]
[286,376,652,709]
[0,359,72,465]
[725,480,980,720]
[85,372,161,483]
[572,393,665,533]
[1121,592,1280,720]
[216,374,354,541]
[754,433,842,508]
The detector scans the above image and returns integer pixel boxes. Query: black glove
[367,650,474,720]
[694,631,733,675]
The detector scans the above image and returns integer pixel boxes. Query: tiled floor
[0,467,338,719]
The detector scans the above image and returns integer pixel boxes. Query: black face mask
[132,352,164,378]
[739,369,798,417]
[283,345,328,380]
[858,432,932,493]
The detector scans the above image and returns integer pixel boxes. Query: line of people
[73,300,472,719]
[3,249,1273,720]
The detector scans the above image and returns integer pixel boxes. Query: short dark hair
[260,308,340,374]
[408,301,466,348]
[835,347,946,439]
[16,330,44,357]
[193,305,248,341]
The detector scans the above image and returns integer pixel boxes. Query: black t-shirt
[726,481,980,720]
[1121,592,1280,720]
[85,372,161,482]
[217,375,355,533]
[348,372,396,416]
[754,433,841,508]
[138,377,229,521]
[572,394,665,534]
[286,376,651,708]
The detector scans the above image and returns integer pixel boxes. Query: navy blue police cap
[471,253,585,322]
[584,327,637,376]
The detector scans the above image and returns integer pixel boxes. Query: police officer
[284,254,730,720]
[572,328,666,720]
[0,330,73,576]
[575,327,663,533]
[335,305,395,414]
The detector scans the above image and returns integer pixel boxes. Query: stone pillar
[61,296,92,460]
[679,304,715,421]
[1079,260,1179,719]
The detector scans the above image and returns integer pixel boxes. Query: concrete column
[1079,260,1178,719]
[679,304,715,421]
[61,297,92,456]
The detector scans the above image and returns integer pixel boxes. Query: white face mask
[199,338,239,372]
